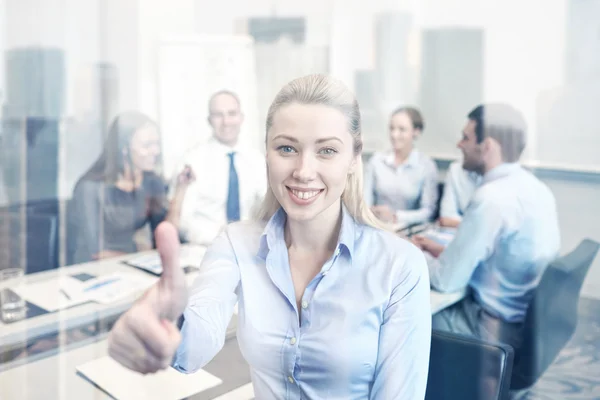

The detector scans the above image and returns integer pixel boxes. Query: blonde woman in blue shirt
[108,74,431,399]
[365,107,439,229]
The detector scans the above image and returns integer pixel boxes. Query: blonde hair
[255,74,386,230]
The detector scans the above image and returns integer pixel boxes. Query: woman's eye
[277,145,296,154]
[319,147,337,156]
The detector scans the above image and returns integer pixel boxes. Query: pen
[60,289,71,300]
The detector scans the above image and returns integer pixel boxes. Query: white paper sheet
[125,246,207,275]
[76,356,222,400]
[12,272,155,311]
[74,272,156,305]
[12,276,89,312]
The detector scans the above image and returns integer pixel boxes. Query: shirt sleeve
[439,164,461,220]
[395,158,439,225]
[370,246,432,399]
[428,194,504,293]
[172,230,240,373]
[363,157,377,207]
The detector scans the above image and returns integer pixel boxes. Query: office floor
[516,297,600,400]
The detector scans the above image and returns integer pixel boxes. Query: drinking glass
[0,268,26,323]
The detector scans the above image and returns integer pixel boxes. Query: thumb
[155,222,185,291]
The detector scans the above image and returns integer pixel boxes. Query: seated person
[71,111,168,263]
[166,90,266,245]
[413,103,560,350]
[364,106,439,228]
[438,159,481,228]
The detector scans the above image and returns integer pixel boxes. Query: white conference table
[0,246,207,355]
[0,248,466,400]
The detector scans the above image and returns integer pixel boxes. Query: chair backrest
[24,212,58,274]
[426,330,514,400]
[511,239,600,390]
[0,210,58,274]
[0,200,60,273]
[64,198,79,266]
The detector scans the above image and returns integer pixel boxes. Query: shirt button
[288,376,294,384]
[301,301,308,309]
[290,337,297,345]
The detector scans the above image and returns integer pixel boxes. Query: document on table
[12,272,155,312]
[124,245,207,276]
[12,275,91,312]
[76,356,222,400]
[72,272,156,305]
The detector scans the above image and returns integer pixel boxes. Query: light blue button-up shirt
[173,206,431,399]
[427,163,561,322]
[439,160,482,220]
[364,149,439,226]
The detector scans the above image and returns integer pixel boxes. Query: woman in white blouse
[364,107,439,228]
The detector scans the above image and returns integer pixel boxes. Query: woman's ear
[413,129,422,140]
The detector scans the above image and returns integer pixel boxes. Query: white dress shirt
[170,137,267,245]
[439,160,482,221]
[427,163,561,322]
[364,149,439,226]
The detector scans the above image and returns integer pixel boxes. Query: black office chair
[510,238,600,391]
[0,200,60,274]
[25,213,58,274]
[64,198,79,266]
[426,330,514,400]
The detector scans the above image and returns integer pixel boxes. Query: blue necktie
[226,152,240,222]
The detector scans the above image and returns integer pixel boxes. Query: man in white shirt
[413,103,560,350]
[166,90,267,245]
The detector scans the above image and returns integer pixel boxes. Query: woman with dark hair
[364,106,439,228]
[71,111,168,263]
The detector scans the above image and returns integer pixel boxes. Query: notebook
[76,356,222,400]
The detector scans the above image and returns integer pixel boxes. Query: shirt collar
[482,162,521,185]
[384,149,419,168]
[209,136,239,155]
[257,204,357,262]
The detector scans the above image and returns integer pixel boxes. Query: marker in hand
[178,165,196,187]
[107,222,188,374]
